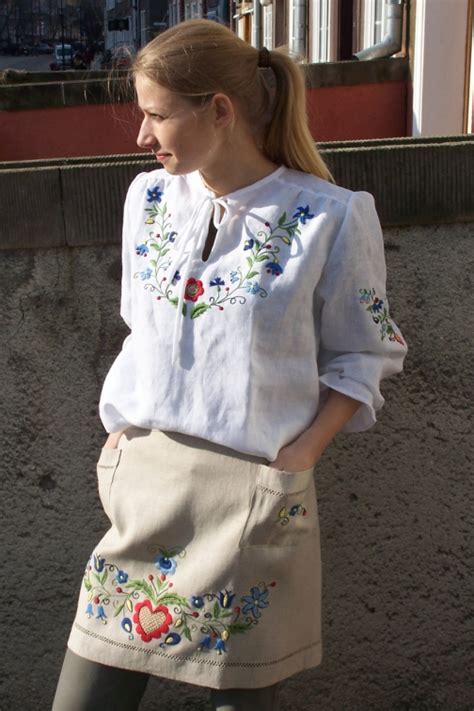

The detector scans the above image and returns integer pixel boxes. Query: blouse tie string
[169,195,230,366]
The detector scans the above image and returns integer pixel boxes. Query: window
[362,0,385,49]
[263,3,274,50]
[310,0,338,63]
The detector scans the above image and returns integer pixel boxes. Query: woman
[53,18,407,711]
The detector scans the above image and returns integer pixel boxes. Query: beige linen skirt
[67,426,322,689]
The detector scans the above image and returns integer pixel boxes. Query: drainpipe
[252,0,262,48]
[289,0,307,60]
[355,0,405,61]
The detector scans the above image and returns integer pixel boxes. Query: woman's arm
[268,389,361,471]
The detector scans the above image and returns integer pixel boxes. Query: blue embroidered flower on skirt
[168,231,177,242]
[218,589,235,609]
[293,205,315,224]
[96,605,107,623]
[241,586,270,619]
[147,186,163,203]
[154,555,177,575]
[172,270,181,285]
[265,262,283,276]
[136,243,149,257]
[210,277,225,287]
[93,554,105,573]
[230,271,240,284]
[116,569,129,584]
[191,595,205,608]
[243,239,254,251]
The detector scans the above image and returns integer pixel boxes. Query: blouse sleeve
[314,191,407,432]
[119,172,147,330]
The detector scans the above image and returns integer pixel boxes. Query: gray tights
[52,649,281,711]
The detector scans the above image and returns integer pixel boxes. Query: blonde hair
[132,19,333,182]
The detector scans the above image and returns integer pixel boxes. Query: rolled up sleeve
[315,191,407,432]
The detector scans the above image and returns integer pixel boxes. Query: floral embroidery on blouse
[133,182,314,319]
[359,288,405,345]
[82,545,275,654]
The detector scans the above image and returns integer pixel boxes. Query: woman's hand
[268,390,362,472]
[103,428,128,449]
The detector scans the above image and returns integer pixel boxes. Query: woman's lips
[156,153,171,162]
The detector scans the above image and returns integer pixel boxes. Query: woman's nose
[136,119,156,150]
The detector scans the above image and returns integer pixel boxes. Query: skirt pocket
[239,463,316,548]
[96,447,123,520]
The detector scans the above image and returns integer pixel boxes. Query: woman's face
[135,73,222,175]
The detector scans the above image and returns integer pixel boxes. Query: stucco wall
[1,220,472,709]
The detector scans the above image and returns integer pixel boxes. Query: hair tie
[258,47,271,68]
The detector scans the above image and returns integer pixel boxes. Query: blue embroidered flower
[191,596,205,608]
[161,632,181,646]
[210,277,225,287]
[154,555,177,575]
[230,271,240,284]
[215,639,227,654]
[241,586,269,619]
[218,590,235,609]
[244,281,261,294]
[359,290,372,304]
[172,270,181,284]
[136,243,149,257]
[147,186,163,203]
[93,554,105,573]
[121,618,133,634]
[168,231,177,242]
[265,262,283,276]
[293,205,314,224]
[370,298,384,313]
[96,605,107,623]
[116,569,128,584]
[243,239,254,251]
[197,635,212,651]
[289,505,300,516]
[85,602,93,618]
[139,268,152,281]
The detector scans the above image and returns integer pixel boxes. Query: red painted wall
[0,81,407,162]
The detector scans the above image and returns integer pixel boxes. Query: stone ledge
[1,135,472,250]
[0,58,407,111]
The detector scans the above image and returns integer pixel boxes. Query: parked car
[50,43,74,70]
[34,42,53,54]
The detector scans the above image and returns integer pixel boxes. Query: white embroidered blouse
[99,164,407,460]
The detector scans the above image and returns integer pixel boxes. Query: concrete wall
[1,144,473,709]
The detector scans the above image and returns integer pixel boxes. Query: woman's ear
[210,93,235,129]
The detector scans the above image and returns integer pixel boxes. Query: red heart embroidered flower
[133,600,172,643]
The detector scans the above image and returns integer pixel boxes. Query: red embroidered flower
[133,600,172,643]
[184,278,204,302]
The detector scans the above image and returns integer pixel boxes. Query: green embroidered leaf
[255,254,269,262]
[149,243,161,251]
[182,626,192,642]
[114,602,125,617]
[246,257,253,268]
[99,569,108,586]
[213,601,220,619]
[247,271,259,279]
[157,593,190,608]
[169,297,179,306]
[254,239,262,249]
[191,303,210,319]
[125,579,155,601]
[227,621,253,634]
[278,212,287,226]
[84,578,92,591]
[161,249,170,257]
[182,303,187,317]
[281,236,291,245]
[149,259,157,267]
